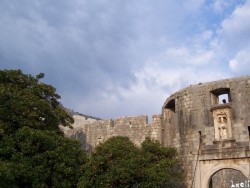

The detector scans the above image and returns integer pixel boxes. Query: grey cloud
[1,0,247,118]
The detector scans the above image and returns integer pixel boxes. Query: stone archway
[200,160,250,188]
[208,168,248,188]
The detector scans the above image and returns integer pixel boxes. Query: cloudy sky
[1,0,250,120]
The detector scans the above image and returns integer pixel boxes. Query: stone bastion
[162,75,250,187]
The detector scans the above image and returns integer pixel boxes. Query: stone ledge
[210,103,231,111]
[212,139,236,147]
[200,146,250,160]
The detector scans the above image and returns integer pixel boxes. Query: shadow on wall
[70,132,93,153]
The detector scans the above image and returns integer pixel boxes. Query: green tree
[78,137,184,188]
[0,69,73,135]
[0,127,88,188]
[78,136,142,188]
[139,138,184,188]
[0,70,88,187]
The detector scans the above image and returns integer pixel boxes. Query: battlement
[64,114,162,151]
[114,115,148,126]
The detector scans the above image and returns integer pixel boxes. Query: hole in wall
[248,126,250,142]
[210,88,231,105]
[165,99,175,112]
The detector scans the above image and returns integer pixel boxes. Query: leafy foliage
[78,137,184,188]
[139,138,184,188]
[0,69,73,135]
[0,127,88,188]
[78,136,142,188]
[0,70,87,187]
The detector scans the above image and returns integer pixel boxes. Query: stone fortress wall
[64,114,162,152]
[64,76,250,188]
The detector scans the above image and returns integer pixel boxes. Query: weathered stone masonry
[64,114,162,152]
[64,76,250,188]
[162,76,250,187]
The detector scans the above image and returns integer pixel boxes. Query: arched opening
[165,99,175,113]
[248,126,250,146]
[164,99,175,122]
[208,168,248,188]
[162,99,176,146]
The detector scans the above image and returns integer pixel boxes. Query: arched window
[165,99,175,113]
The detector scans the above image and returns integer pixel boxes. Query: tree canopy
[139,138,184,187]
[78,137,184,188]
[0,69,73,135]
[0,70,87,188]
[0,127,88,188]
[78,136,142,188]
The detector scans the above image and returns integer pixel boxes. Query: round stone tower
[161,76,250,188]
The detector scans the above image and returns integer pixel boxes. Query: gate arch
[201,163,250,188]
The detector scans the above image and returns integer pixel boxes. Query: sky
[1,0,250,120]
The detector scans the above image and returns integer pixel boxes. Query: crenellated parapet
[64,115,162,151]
